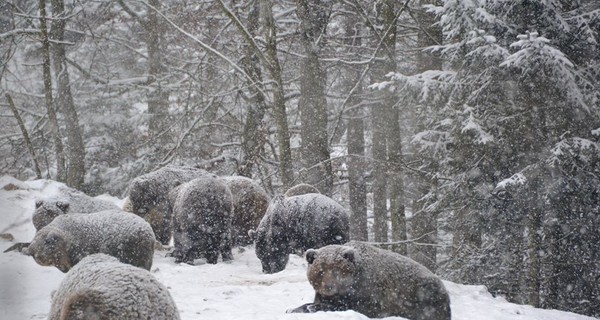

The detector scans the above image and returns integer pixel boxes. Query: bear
[27,209,155,272]
[250,193,350,274]
[32,193,119,231]
[49,253,180,320]
[126,165,209,245]
[220,176,270,246]
[289,241,452,320]
[284,183,320,197]
[169,176,234,264]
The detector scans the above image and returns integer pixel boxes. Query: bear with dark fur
[221,176,270,246]
[49,254,180,320]
[32,193,118,231]
[284,183,320,197]
[290,241,451,320]
[126,165,208,244]
[28,209,155,272]
[170,176,234,264]
[251,193,350,274]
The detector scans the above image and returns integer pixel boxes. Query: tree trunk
[296,0,333,196]
[261,0,293,190]
[5,93,43,179]
[344,10,368,241]
[409,0,443,270]
[50,0,85,189]
[147,0,170,150]
[237,0,267,178]
[39,0,66,182]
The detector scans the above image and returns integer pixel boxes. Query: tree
[407,0,443,272]
[296,0,334,195]
[50,0,85,189]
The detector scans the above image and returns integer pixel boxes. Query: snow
[0,177,596,320]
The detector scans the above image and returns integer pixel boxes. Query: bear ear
[306,249,317,264]
[248,229,257,241]
[35,200,44,208]
[343,249,355,263]
[45,230,63,245]
[56,201,70,212]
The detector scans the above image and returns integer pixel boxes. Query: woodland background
[1,0,599,317]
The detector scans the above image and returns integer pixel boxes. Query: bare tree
[50,0,85,189]
[343,9,368,241]
[39,0,66,182]
[295,0,334,195]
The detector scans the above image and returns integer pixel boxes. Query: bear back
[49,254,180,320]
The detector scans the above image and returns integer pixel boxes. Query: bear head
[306,246,357,297]
[127,179,158,216]
[252,216,290,274]
[28,227,73,273]
[32,199,70,231]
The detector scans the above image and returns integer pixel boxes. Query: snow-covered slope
[0,176,595,320]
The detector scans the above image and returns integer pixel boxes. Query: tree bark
[50,0,85,189]
[39,0,66,182]
[296,0,333,196]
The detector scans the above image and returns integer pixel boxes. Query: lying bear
[289,241,451,320]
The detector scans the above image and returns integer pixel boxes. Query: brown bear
[250,193,350,274]
[32,190,119,231]
[220,176,270,246]
[289,241,452,320]
[126,165,209,245]
[27,209,155,272]
[49,254,180,320]
[170,176,234,264]
[284,183,320,197]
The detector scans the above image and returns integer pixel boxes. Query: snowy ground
[0,176,596,320]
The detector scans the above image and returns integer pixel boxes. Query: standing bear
[27,209,155,272]
[125,165,209,245]
[169,176,234,264]
[289,241,452,320]
[250,193,350,274]
[49,254,180,320]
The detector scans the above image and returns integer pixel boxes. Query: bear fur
[28,209,155,272]
[251,193,350,274]
[220,176,270,246]
[49,254,180,320]
[284,183,320,197]
[126,165,209,245]
[170,176,234,264]
[32,192,118,231]
[290,241,451,320]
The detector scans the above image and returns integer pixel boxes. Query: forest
[1,0,599,318]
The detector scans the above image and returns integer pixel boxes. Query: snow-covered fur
[284,183,320,197]
[221,176,270,246]
[32,191,118,231]
[251,193,350,274]
[127,165,209,244]
[28,209,154,272]
[290,241,451,320]
[170,176,234,264]
[49,254,180,320]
